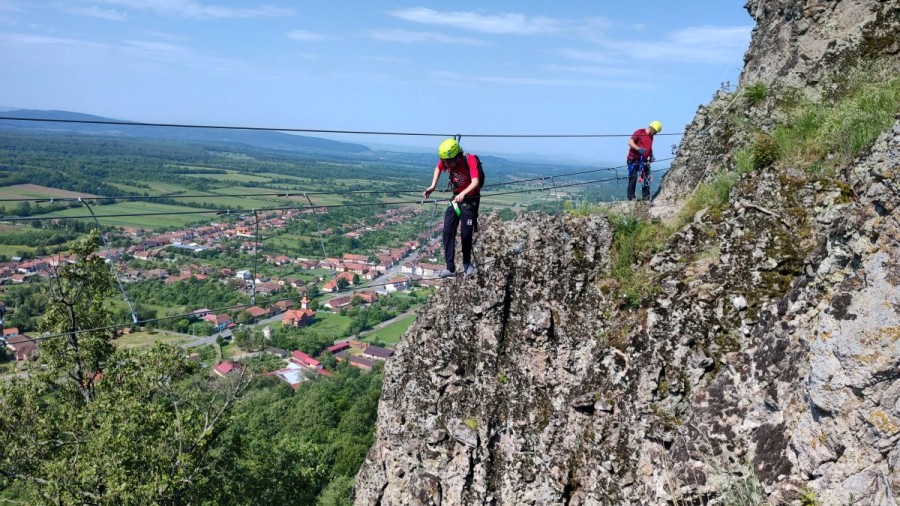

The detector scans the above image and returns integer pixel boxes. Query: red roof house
[282,308,315,328]
[212,361,241,377]
[291,350,322,370]
[326,342,350,354]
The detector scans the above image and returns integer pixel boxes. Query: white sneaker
[464,264,476,276]
[438,269,456,278]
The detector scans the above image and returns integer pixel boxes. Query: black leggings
[626,160,650,201]
[442,197,480,272]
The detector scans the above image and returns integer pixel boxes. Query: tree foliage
[0,232,253,505]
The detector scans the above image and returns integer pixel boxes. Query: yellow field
[0,183,96,200]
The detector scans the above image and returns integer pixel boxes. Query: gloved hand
[637,148,646,156]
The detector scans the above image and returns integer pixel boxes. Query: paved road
[182,329,231,348]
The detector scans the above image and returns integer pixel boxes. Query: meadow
[361,312,417,346]
[40,201,214,228]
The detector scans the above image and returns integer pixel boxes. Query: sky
[0,1,753,164]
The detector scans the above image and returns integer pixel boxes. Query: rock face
[741,0,900,90]
[354,122,900,506]
[355,1,900,504]
[652,0,900,218]
[354,213,615,505]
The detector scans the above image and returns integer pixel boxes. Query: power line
[0,115,684,138]
[6,167,670,345]
[10,177,664,348]
[0,166,670,223]
[0,156,675,205]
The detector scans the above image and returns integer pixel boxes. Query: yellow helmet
[649,120,662,133]
[438,138,462,159]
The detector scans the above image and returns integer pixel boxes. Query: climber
[626,120,661,201]
[422,138,483,278]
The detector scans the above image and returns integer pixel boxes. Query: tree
[235,310,252,325]
[0,231,254,505]
[316,475,354,506]
[234,328,265,352]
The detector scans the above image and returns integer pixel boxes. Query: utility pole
[0,300,7,361]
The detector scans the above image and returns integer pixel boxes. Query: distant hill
[0,109,607,180]
[0,109,372,155]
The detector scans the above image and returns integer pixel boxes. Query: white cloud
[358,55,408,65]
[559,24,751,66]
[0,32,250,73]
[0,0,24,13]
[63,6,128,21]
[555,48,615,65]
[544,64,642,78]
[431,70,656,90]
[669,25,751,46]
[368,29,484,46]
[0,32,107,51]
[389,7,560,35]
[90,0,294,20]
[287,30,324,42]
[121,39,251,72]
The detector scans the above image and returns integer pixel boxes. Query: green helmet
[438,138,462,159]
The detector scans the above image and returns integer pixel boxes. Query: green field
[362,313,417,346]
[114,330,188,349]
[170,193,285,210]
[108,182,165,196]
[183,172,273,183]
[305,311,353,337]
[41,201,214,229]
[255,173,309,182]
[0,244,36,256]
[263,233,315,251]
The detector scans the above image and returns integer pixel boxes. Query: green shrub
[799,488,819,505]
[751,133,781,169]
[744,82,768,106]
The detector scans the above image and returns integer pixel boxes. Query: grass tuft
[604,213,671,307]
[772,69,900,174]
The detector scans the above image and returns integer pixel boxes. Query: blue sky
[0,1,752,163]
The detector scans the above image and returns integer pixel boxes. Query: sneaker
[438,269,456,278]
[464,264,476,276]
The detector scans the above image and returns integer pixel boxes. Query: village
[0,199,465,385]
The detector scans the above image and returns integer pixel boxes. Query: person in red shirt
[423,138,482,278]
[626,120,661,201]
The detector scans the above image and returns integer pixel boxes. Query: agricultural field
[0,183,95,201]
[41,201,214,229]
[263,233,315,251]
[108,182,166,196]
[0,244,36,257]
[168,191,287,210]
[113,330,188,349]
[182,172,272,184]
